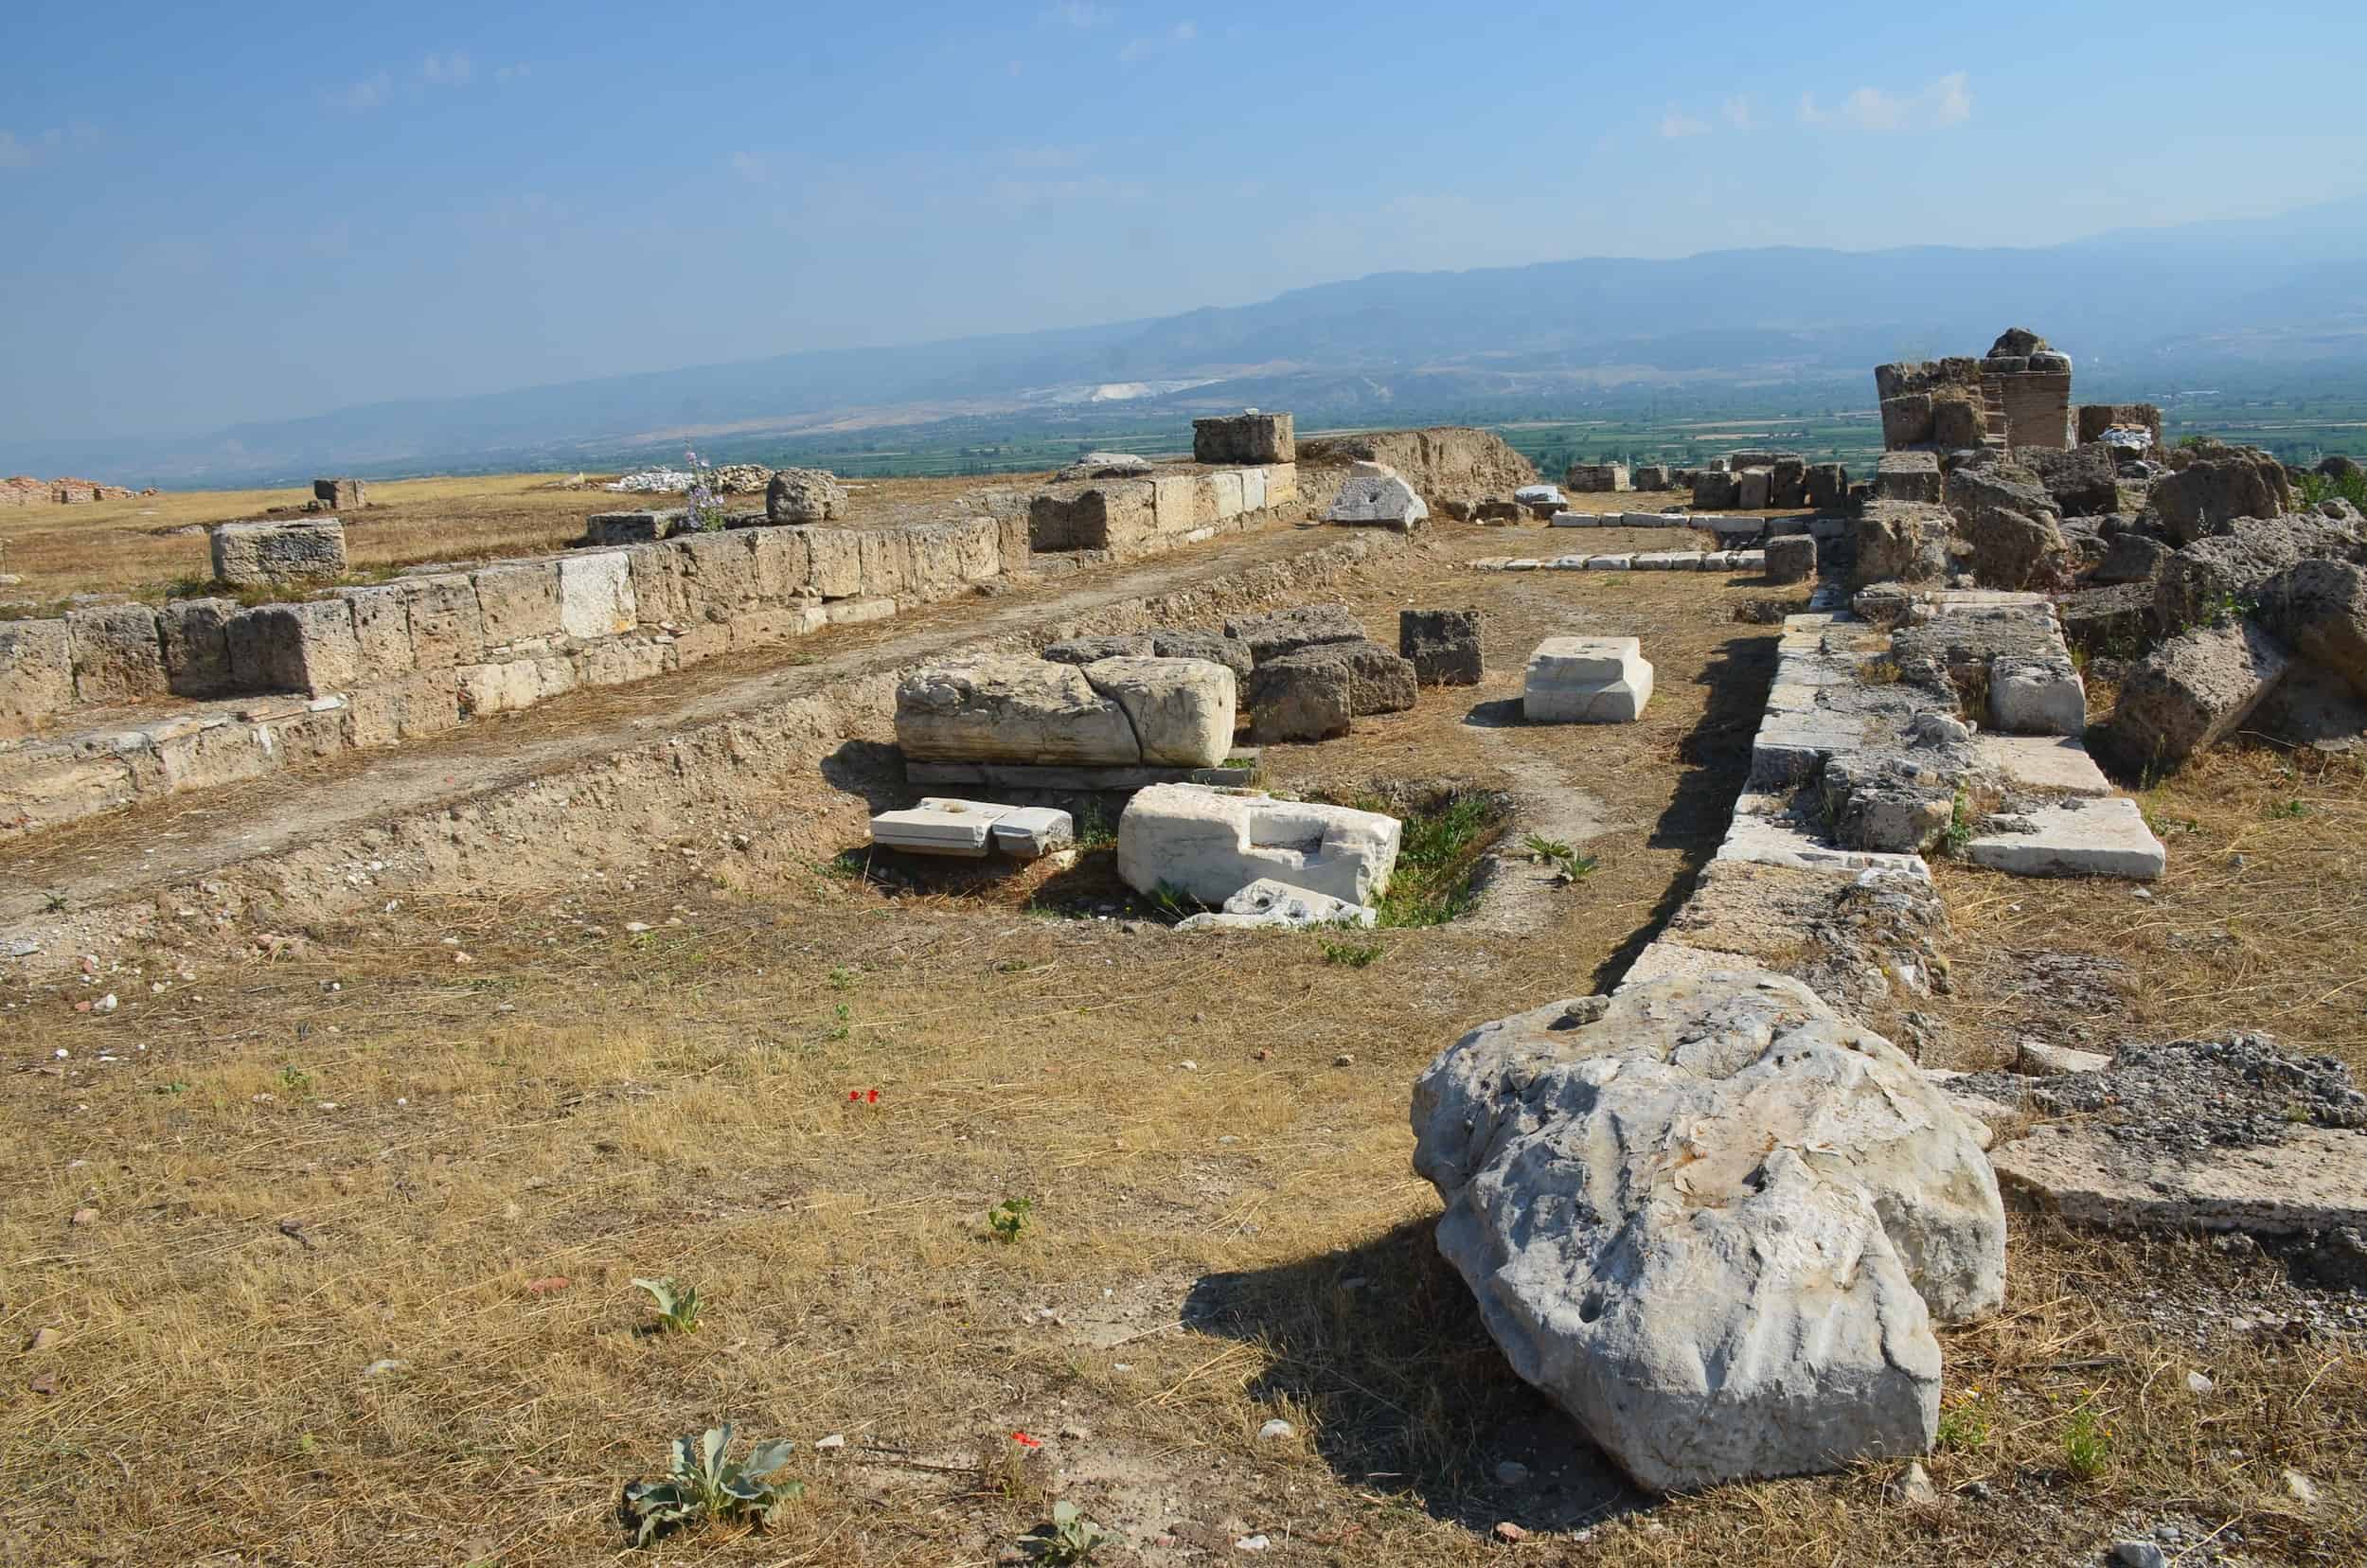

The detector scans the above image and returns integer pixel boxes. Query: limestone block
[65,604,167,706]
[997,512,1033,573]
[1031,480,1158,552]
[1736,469,1772,509]
[990,805,1076,858]
[1525,636,1652,723]
[578,638,670,688]
[0,618,74,736]
[0,739,135,829]
[1988,657,2087,736]
[1971,734,2111,796]
[1080,656,1237,767]
[346,671,465,746]
[1410,971,2004,1492]
[1239,466,1268,513]
[1400,608,1483,686]
[849,528,911,601]
[2258,558,2367,697]
[764,467,847,523]
[1117,782,1400,906]
[2105,620,2290,773]
[159,597,239,698]
[1247,655,1352,743]
[587,509,685,545]
[1262,462,1299,507]
[313,477,365,508]
[1193,412,1295,464]
[674,533,760,622]
[454,658,543,718]
[825,597,896,626]
[1224,603,1364,663]
[335,584,417,677]
[904,526,967,602]
[1175,878,1379,932]
[224,600,361,697]
[469,561,564,646]
[145,718,276,791]
[402,573,488,668]
[896,658,1140,766]
[1279,638,1418,715]
[210,518,347,586]
[1993,1123,2367,1236]
[723,606,823,650]
[794,526,863,597]
[1044,631,1253,683]
[1207,469,1246,521]
[871,797,1010,857]
[946,515,1001,581]
[555,550,640,637]
[1880,393,1935,448]
[1326,461,1428,528]
[1151,472,1215,535]
[1765,535,1818,585]
[1966,797,2166,880]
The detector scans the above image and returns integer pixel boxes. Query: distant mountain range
[14,197,2367,488]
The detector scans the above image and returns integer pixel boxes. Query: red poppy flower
[847,1090,862,1102]
[866,1088,880,1104]
[1010,1431,1041,1449]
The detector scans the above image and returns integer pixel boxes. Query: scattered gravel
[1956,1032,2367,1156]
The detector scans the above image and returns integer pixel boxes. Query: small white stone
[2186,1369,2215,1396]
[815,1434,846,1451]
[1235,1535,1272,1553]
[1256,1418,1295,1440]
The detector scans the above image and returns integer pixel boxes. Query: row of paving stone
[0,477,1295,836]
[1468,548,1770,572]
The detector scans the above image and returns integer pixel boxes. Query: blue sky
[3,0,2363,441]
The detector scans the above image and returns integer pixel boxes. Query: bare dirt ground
[0,472,1025,605]
[4,492,2363,1567]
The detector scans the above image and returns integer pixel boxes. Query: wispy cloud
[1117,20,1195,63]
[0,131,34,169]
[728,151,770,184]
[324,71,393,111]
[1800,72,1971,132]
[1047,1,1112,25]
[1658,110,1710,139]
[1721,95,1755,131]
[422,52,474,87]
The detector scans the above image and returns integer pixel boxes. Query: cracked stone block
[1246,652,1353,743]
[402,573,488,668]
[472,561,565,646]
[1988,657,2088,736]
[159,597,239,698]
[1326,461,1428,529]
[225,599,361,697]
[210,518,347,586]
[336,585,417,676]
[1524,636,1654,723]
[1966,796,2165,880]
[1765,535,1818,585]
[2105,619,2290,774]
[0,618,74,736]
[557,550,640,638]
[895,658,1139,765]
[1193,413,1294,464]
[1079,656,1237,766]
[1032,479,1159,552]
[1971,735,2111,796]
[586,509,686,545]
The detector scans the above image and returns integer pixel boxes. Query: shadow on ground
[1588,629,1778,994]
[1181,1217,1645,1537]
[818,739,911,811]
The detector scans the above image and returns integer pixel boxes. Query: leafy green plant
[1074,803,1117,852]
[1146,882,1197,922]
[1319,936,1384,968]
[2061,1399,2112,1481]
[1942,789,1975,857]
[1520,832,1598,882]
[1361,791,1507,928]
[632,1276,703,1334]
[1935,1391,1991,1452]
[276,1065,311,1094]
[1023,1500,1114,1563]
[2266,797,2309,820]
[621,1423,800,1546]
[987,1197,1033,1243]
[43,890,67,914]
[828,965,861,990]
[2295,467,2367,510]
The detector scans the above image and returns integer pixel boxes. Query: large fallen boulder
[2257,558,2367,697]
[1223,603,1364,663]
[1852,501,1955,588]
[2103,619,2291,774]
[1117,783,1399,906]
[1325,461,1428,529]
[1411,970,2003,1493]
[2152,512,2367,631]
[2150,449,2290,545]
[764,467,847,523]
[894,656,1235,768]
[2018,443,2123,518]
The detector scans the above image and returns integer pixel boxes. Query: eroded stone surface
[1175,877,1378,932]
[211,519,347,587]
[895,659,1139,766]
[1410,970,2003,1492]
[1117,783,1398,906]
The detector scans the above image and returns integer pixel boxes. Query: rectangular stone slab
[1991,1124,2367,1236]
[1965,797,2165,880]
[870,798,1015,856]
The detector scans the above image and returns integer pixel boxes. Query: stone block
[141,717,276,792]
[1875,452,1943,505]
[65,604,167,705]
[764,467,847,523]
[1206,469,1245,520]
[210,518,347,586]
[992,805,1076,859]
[0,618,74,737]
[1246,654,1353,743]
[2076,403,2163,449]
[2152,452,2290,545]
[1966,797,2166,880]
[1044,631,1253,683]
[825,597,896,626]
[896,658,1141,766]
[946,515,1001,581]
[1524,636,1653,723]
[1117,782,1399,906]
[2107,619,2291,773]
[225,599,361,697]
[728,606,828,650]
[401,572,488,668]
[1400,609,1483,686]
[1175,878,1379,933]
[0,739,135,829]
[1224,603,1365,663]
[1032,480,1159,552]
[996,512,1033,573]
[1765,536,1817,584]
[1805,462,1848,509]
[556,550,640,637]
[738,528,810,603]
[1238,466,1268,512]
[1880,393,1934,448]
[1262,462,1299,506]
[1150,472,1215,535]
[854,528,915,600]
[1971,734,2111,796]
[158,597,239,698]
[1289,638,1416,714]
[1770,456,1807,508]
[1632,464,1674,490]
[2257,558,2367,697]
[1989,656,2088,736]
[674,532,761,622]
[789,526,861,598]
[587,509,685,545]
[337,585,417,676]
[578,638,670,687]
[1326,461,1428,529]
[312,477,365,508]
[1079,656,1237,766]
[871,797,1009,857]
[454,659,543,717]
[1691,470,1739,510]
[346,671,465,745]
[1736,469,1772,509]
[904,525,968,601]
[1193,412,1295,465]
[471,561,565,646]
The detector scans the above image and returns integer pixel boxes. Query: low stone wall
[1029,462,1295,553]
[0,470,1299,834]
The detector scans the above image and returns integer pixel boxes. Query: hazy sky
[4,0,2363,440]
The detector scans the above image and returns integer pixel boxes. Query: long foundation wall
[0,464,1297,835]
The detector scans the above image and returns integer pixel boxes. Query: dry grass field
[3,490,2363,1566]
[0,473,1030,606]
